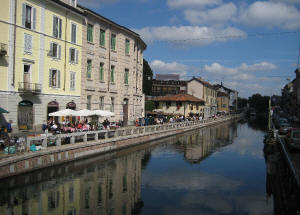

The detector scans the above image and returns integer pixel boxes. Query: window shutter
[73,24,76,43]
[49,70,52,87]
[69,48,71,63]
[59,18,62,39]
[52,16,56,37]
[75,50,78,64]
[58,45,61,59]
[22,4,26,27]
[32,7,36,30]
[50,43,53,56]
[57,70,60,88]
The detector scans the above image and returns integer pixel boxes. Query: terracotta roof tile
[152,94,205,103]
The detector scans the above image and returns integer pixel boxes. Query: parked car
[285,128,300,152]
[278,122,291,135]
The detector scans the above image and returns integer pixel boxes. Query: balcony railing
[18,82,41,94]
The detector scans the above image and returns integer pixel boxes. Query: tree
[143,59,153,95]
[145,100,155,111]
[248,93,270,113]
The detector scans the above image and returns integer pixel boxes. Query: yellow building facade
[0,0,84,130]
[152,94,205,118]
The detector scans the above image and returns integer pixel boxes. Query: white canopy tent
[91,110,115,117]
[48,109,77,117]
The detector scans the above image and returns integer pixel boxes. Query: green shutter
[111,34,116,50]
[111,67,114,83]
[125,39,129,55]
[87,60,91,79]
[100,29,105,47]
[87,24,93,42]
[100,63,104,81]
[124,70,128,84]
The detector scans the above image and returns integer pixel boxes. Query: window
[69,48,78,64]
[87,24,93,43]
[87,95,91,110]
[110,97,114,112]
[70,72,75,90]
[100,29,105,47]
[87,59,92,80]
[110,66,115,83]
[71,23,76,43]
[53,16,62,39]
[109,179,113,199]
[84,187,90,209]
[99,96,104,110]
[49,69,60,88]
[111,34,116,51]
[122,175,127,193]
[125,39,130,55]
[22,4,36,30]
[50,43,61,59]
[124,69,129,85]
[69,185,74,202]
[99,63,104,81]
[24,34,32,54]
[98,183,102,206]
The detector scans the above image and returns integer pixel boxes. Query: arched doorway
[123,98,129,126]
[18,100,33,130]
[47,101,59,122]
[66,101,76,110]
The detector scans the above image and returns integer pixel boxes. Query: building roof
[214,84,235,93]
[152,94,205,103]
[188,77,214,88]
[51,0,85,15]
[156,74,180,81]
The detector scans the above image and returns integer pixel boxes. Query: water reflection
[0,148,147,215]
[0,120,274,215]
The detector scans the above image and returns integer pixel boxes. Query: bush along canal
[0,119,284,215]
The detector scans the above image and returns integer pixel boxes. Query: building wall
[81,11,145,124]
[157,101,204,117]
[187,80,204,100]
[0,0,84,130]
[217,96,229,113]
[0,0,11,91]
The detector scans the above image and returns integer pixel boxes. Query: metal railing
[24,114,243,152]
[18,82,41,93]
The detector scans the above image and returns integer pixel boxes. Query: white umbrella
[48,109,77,116]
[91,110,115,117]
[73,109,94,117]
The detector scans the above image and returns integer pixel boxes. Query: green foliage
[248,93,270,113]
[145,100,155,111]
[143,59,153,95]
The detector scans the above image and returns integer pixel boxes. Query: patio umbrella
[48,109,77,116]
[0,107,9,113]
[91,110,115,117]
[73,109,94,117]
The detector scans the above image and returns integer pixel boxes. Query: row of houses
[281,68,300,117]
[0,0,146,130]
[148,75,238,118]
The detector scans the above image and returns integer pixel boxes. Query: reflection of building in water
[0,150,144,215]
[180,123,235,164]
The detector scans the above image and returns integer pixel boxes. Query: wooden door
[123,99,128,126]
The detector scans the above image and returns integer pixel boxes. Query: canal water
[0,119,274,215]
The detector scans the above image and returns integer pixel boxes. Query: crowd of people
[43,118,119,134]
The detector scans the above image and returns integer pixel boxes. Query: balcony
[18,82,41,94]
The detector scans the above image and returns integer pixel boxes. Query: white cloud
[167,0,223,9]
[184,3,237,25]
[203,63,238,74]
[150,60,189,77]
[269,0,300,4]
[239,62,278,71]
[239,1,300,29]
[133,26,247,46]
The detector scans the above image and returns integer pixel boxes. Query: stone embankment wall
[0,115,242,179]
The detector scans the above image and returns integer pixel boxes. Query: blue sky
[79,0,300,98]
